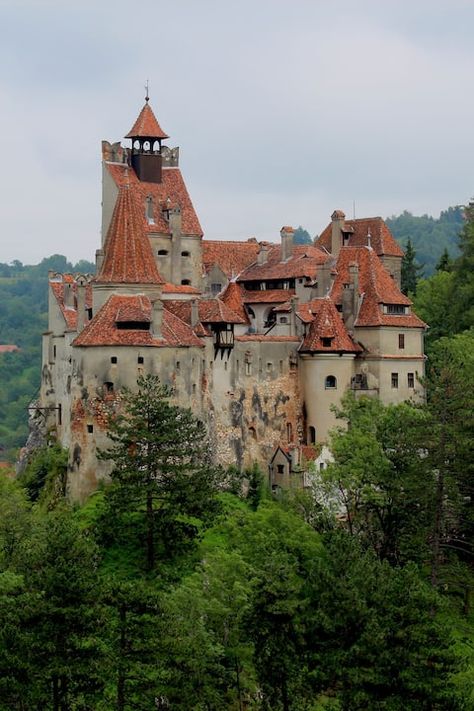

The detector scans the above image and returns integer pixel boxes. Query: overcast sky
[0,0,473,264]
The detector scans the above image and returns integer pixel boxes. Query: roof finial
[145,79,150,103]
[367,228,372,249]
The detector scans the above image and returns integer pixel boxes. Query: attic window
[387,304,407,315]
[157,249,168,256]
[181,251,190,257]
[181,279,191,286]
[321,337,333,347]
[211,282,222,296]
[280,316,288,324]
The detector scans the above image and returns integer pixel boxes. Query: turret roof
[125,102,169,139]
[95,185,164,285]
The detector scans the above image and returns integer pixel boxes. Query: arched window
[309,426,316,444]
[325,375,337,389]
[104,381,114,393]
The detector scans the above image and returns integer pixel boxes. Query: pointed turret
[96,184,163,284]
[125,98,169,183]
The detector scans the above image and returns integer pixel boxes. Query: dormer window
[321,337,333,348]
[386,304,407,315]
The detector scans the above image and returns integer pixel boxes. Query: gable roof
[72,294,204,348]
[331,247,426,328]
[317,216,404,257]
[125,102,169,139]
[220,281,249,324]
[237,244,327,282]
[299,298,362,353]
[96,185,164,285]
[202,239,263,277]
[163,298,246,326]
[106,162,203,237]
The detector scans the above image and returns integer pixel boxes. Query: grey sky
[0,0,473,264]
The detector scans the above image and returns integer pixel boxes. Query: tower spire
[145,79,149,103]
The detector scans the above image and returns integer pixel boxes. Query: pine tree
[401,238,423,295]
[436,247,453,272]
[101,375,220,570]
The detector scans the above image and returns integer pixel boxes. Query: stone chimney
[76,278,87,333]
[257,243,269,265]
[151,298,164,338]
[95,248,104,273]
[280,226,294,261]
[317,257,335,297]
[169,206,182,236]
[331,210,346,257]
[342,261,359,331]
[190,299,199,328]
[63,282,75,309]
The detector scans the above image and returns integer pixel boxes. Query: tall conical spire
[96,186,163,284]
[125,99,169,183]
[125,102,169,140]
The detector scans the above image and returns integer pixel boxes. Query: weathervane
[145,79,150,102]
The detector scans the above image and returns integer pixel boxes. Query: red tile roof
[107,163,202,237]
[96,186,164,285]
[299,298,361,353]
[73,295,204,348]
[331,247,426,328]
[238,244,327,282]
[125,102,169,139]
[242,289,295,303]
[162,282,201,294]
[0,344,19,353]
[317,216,404,257]
[50,278,93,330]
[220,281,249,323]
[163,298,246,326]
[202,239,263,277]
[236,335,300,342]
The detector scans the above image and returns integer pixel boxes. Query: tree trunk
[146,489,155,571]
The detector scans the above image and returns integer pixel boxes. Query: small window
[325,375,337,389]
[279,360,284,374]
[137,356,144,365]
[181,279,191,286]
[224,361,228,371]
[245,362,251,376]
[322,337,333,348]
[286,422,293,441]
[181,251,190,257]
[176,361,180,371]
[387,304,406,315]
[391,372,399,388]
[408,372,415,388]
[320,462,325,471]
[398,334,405,349]
[111,356,117,364]
[57,403,62,426]
[280,316,288,324]
[211,282,222,296]
[87,424,93,434]
[157,249,168,256]
[277,464,285,474]
[266,362,273,373]
[309,426,316,444]
[104,381,114,393]
[53,345,57,358]
[192,384,196,394]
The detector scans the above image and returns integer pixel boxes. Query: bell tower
[125,93,169,184]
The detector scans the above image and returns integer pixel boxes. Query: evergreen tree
[401,238,423,295]
[453,199,474,331]
[293,226,312,245]
[101,375,220,570]
[436,246,453,272]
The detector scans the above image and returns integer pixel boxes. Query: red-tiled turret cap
[96,185,164,284]
[125,102,169,140]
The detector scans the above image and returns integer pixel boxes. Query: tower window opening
[138,356,144,365]
[325,375,337,389]
[309,426,316,444]
[104,381,114,393]
[181,251,190,257]
[111,356,117,364]
[157,249,168,256]
[87,424,94,434]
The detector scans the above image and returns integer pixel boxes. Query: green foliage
[246,461,265,510]
[386,206,464,276]
[20,443,68,506]
[401,237,424,295]
[293,226,313,245]
[101,374,222,570]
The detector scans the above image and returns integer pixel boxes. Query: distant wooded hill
[0,255,95,459]
[386,206,464,275]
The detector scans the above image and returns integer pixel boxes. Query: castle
[39,99,426,501]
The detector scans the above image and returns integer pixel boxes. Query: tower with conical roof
[125,94,169,183]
